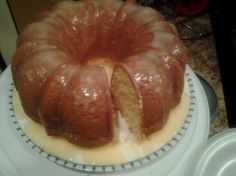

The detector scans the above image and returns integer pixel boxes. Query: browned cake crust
[12,0,187,147]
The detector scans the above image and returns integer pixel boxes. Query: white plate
[186,128,236,176]
[0,65,210,176]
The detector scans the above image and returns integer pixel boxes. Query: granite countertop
[176,14,228,136]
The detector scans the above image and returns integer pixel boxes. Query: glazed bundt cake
[12,0,188,147]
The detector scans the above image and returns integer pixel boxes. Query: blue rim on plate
[8,69,197,173]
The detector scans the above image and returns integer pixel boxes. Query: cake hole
[86,58,115,86]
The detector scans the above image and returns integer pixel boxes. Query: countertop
[177,14,228,136]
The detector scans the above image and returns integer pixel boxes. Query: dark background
[209,0,236,127]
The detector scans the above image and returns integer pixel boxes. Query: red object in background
[175,0,209,16]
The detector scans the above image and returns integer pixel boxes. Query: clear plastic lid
[186,128,236,176]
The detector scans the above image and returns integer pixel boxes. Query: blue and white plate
[0,65,210,176]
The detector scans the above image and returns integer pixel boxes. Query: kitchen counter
[178,14,228,136]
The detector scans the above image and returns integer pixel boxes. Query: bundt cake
[11,0,188,147]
